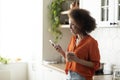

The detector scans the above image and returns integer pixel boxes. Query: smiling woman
[51,8,100,80]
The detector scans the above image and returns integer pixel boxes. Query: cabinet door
[96,0,120,27]
[99,0,115,27]
[100,0,120,27]
[80,0,120,27]
[0,70,11,80]
[114,0,120,26]
[43,67,59,80]
[80,0,101,27]
[60,72,66,80]
[43,67,55,80]
[43,66,66,80]
[0,63,28,80]
[36,70,44,80]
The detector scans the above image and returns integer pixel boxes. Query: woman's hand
[66,52,95,68]
[66,52,79,62]
[54,44,65,56]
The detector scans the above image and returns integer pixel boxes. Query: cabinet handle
[110,22,113,25]
[110,22,118,25]
[113,22,118,25]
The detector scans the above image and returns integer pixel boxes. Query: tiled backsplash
[91,28,120,65]
[91,27,120,74]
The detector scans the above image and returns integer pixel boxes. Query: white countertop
[43,63,65,73]
[43,63,113,80]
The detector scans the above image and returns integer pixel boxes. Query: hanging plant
[48,0,65,43]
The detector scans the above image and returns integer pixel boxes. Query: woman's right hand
[54,44,64,54]
[54,44,66,58]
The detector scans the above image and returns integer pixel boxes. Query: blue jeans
[66,71,85,80]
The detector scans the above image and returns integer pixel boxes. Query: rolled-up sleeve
[89,40,100,71]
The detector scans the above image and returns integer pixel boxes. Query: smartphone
[68,52,75,56]
[49,40,56,47]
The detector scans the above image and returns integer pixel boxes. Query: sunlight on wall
[0,0,43,62]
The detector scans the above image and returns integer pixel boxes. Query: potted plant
[0,56,10,64]
[48,0,65,43]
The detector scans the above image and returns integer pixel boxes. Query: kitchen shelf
[60,11,70,28]
[61,10,69,15]
[60,24,70,28]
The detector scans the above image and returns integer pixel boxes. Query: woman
[54,8,100,80]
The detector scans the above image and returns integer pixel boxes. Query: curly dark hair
[68,8,96,35]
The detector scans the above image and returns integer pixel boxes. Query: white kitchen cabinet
[80,0,120,27]
[28,63,44,80]
[28,64,66,80]
[43,66,66,80]
[0,70,11,80]
[35,69,44,80]
[0,62,28,80]
[99,0,120,27]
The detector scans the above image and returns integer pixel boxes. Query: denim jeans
[66,71,85,80]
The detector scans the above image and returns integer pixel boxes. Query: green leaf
[48,0,64,43]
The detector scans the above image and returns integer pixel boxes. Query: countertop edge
[42,63,113,80]
[42,63,65,73]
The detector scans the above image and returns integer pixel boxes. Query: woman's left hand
[67,52,79,62]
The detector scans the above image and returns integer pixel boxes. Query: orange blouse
[65,35,100,80]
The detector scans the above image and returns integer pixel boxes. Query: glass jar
[112,65,120,80]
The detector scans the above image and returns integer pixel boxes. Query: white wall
[43,0,60,61]
[43,0,72,62]
[0,0,43,62]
